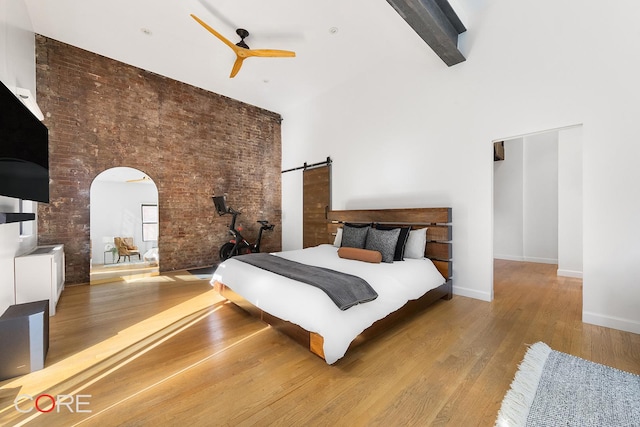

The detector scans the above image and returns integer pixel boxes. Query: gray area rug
[495,342,640,426]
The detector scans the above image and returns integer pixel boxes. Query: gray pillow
[341,224,370,249]
[365,227,401,263]
[376,225,411,261]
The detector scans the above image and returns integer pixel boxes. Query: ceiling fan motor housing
[235,28,250,49]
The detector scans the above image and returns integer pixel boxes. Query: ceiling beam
[386,0,466,66]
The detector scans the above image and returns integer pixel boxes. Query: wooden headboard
[326,207,452,280]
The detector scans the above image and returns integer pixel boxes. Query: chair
[114,237,141,263]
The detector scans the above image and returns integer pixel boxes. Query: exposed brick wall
[35,35,282,284]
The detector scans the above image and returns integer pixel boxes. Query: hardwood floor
[1,261,639,426]
[89,261,159,284]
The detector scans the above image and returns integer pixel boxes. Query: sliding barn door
[303,165,331,248]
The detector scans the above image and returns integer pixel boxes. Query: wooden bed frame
[214,207,453,361]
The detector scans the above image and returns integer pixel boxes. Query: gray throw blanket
[233,253,378,310]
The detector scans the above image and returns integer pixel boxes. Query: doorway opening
[90,167,159,284]
[492,125,583,295]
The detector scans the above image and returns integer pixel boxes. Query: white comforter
[210,244,445,364]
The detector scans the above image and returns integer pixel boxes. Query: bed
[211,207,452,364]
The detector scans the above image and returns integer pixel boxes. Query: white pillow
[333,227,343,247]
[404,228,427,259]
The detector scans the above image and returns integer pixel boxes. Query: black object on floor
[187,266,217,276]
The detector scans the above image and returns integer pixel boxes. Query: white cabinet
[15,245,65,316]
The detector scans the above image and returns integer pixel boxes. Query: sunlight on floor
[121,273,210,283]
[0,282,224,423]
[11,303,253,427]
[123,275,175,284]
[70,326,270,426]
[90,261,160,285]
[171,274,209,282]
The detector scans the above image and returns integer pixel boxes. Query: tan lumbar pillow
[337,247,382,263]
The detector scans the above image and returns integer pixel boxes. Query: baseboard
[557,269,583,278]
[493,254,524,262]
[583,311,640,334]
[494,255,558,265]
[523,256,557,264]
[452,285,492,302]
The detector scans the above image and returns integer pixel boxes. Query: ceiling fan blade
[196,0,237,30]
[190,14,240,53]
[126,176,150,183]
[229,56,245,78]
[247,49,296,58]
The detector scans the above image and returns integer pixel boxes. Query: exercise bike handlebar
[257,220,275,231]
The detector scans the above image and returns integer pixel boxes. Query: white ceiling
[23,0,482,113]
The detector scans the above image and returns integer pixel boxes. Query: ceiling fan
[190,14,296,78]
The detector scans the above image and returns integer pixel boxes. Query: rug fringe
[494,342,552,427]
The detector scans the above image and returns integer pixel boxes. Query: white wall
[0,0,38,314]
[281,168,303,250]
[522,132,559,263]
[282,0,640,333]
[90,180,158,264]
[558,127,583,278]
[493,138,524,260]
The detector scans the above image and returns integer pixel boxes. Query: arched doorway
[89,167,159,284]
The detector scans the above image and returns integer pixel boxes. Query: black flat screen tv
[0,80,49,203]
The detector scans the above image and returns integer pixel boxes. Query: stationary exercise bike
[213,195,275,261]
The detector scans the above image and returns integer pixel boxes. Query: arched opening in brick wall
[89,167,159,284]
